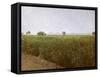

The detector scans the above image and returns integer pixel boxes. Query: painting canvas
[11,3,97,74]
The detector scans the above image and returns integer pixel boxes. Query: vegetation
[21,35,95,68]
[37,31,46,36]
[26,31,31,35]
[92,32,95,35]
[62,32,66,35]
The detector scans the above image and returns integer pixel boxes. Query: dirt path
[21,53,63,71]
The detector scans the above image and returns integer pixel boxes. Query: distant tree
[37,32,46,36]
[92,32,95,35]
[21,33,24,35]
[62,32,66,35]
[26,31,31,35]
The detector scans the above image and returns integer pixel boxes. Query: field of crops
[21,35,95,69]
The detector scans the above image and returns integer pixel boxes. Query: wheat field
[21,35,95,70]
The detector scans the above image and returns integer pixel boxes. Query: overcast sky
[21,6,95,35]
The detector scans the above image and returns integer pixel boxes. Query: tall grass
[21,35,95,68]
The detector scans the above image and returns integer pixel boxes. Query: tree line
[22,31,95,36]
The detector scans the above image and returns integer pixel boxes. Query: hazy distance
[22,6,95,35]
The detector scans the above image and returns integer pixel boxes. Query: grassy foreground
[21,35,95,69]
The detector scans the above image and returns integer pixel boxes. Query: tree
[62,32,66,35]
[92,32,95,35]
[37,31,46,36]
[21,33,24,35]
[26,31,31,35]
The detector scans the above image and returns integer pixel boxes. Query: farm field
[21,35,95,71]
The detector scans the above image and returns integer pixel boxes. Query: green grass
[21,35,95,68]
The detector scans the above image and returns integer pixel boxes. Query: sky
[21,6,95,35]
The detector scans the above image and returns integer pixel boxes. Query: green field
[21,35,95,68]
